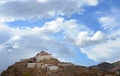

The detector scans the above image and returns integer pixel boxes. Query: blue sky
[0,0,120,73]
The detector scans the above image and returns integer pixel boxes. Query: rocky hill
[0,51,118,76]
[90,61,120,73]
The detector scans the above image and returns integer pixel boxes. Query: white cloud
[78,7,120,63]
[12,44,19,49]
[37,0,48,3]
[0,24,13,44]
[80,38,120,62]
[97,10,120,39]
[0,17,91,54]
[97,7,120,33]
[75,31,105,46]
[92,31,105,41]
[98,16,118,30]
[43,17,64,33]
[0,0,99,22]
[86,0,98,6]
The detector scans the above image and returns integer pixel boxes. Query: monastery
[27,51,58,71]
[35,51,53,62]
[26,51,73,72]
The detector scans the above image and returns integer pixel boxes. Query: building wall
[27,62,59,71]
[27,63,36,68]
[36,63,43,68]
[47,66,59,71]
[36,55,53,62]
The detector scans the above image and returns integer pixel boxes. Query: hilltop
[90,61,120,73]
[1,51,119,76]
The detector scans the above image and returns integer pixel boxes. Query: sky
[0,0,120,74]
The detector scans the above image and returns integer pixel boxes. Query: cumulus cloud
[75,31,105,47]
[0,17,79,53]
[0,0,99,22]
[98,16,119,30]
[97,7,120,32]
[98,16,120,42]
[97,9,120,40]
[78,7,120,63]
[37,0,48,3]
[80,38,120,62]
[86,0,98,6]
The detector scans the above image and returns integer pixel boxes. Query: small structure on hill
[27,51,59,71]
[27,63,59,71]
[27,63,36,68]
[35,51,53,62]
[44,64,59,71]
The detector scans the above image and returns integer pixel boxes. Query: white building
[44,64,59,71]
[35,51,53,62]
[27,51,59,71]
[27,63,36,68]
[36,63,45,69]
[27,63,59,71]
[48,65,59,71]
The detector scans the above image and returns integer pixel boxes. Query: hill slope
[1,51,118,76]
[90,61,120,73]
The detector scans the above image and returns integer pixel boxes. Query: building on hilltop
[44,64,59,71]
[27,51,59,71]
[27,63,59,71]
[35,51,53,62]
[27,63,36,68]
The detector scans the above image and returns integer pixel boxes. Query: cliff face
[0,51,117,76]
